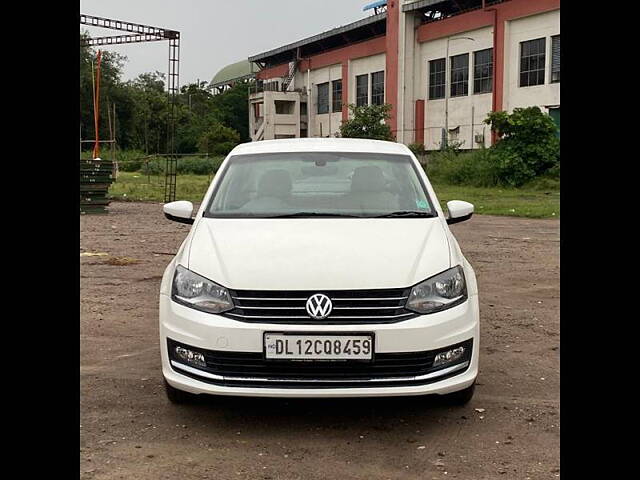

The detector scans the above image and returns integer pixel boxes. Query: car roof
[229,138,412,156]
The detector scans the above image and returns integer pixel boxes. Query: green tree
[198,122,241,156]
[339,104,394,141]
[210,82,251,142]
[176,81,218,153]
[80,32,128,151]
[484,106,560,186]
[80,32,251,155]
[126,72,169,153]
[181,81,215,118]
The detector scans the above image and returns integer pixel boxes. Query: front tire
[164,379,197,404]
[441,383,475,406]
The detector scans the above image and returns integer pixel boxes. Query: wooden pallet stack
[80,158,114,214]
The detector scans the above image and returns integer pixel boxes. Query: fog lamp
[433,346,465,367]
[175,346,206,368]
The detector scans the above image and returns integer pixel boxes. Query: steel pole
[444,37,450,149]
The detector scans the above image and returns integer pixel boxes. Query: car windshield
[205,151,435,218]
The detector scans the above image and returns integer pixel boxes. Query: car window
[205,151,434,218]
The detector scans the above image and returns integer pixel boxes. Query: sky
[80,0,374,86]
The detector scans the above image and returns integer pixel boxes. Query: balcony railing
[249,81,307,95]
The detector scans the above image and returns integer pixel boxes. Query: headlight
[405,266,467,314]
[171,265,234,314]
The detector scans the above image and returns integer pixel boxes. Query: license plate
[264,333,374,360]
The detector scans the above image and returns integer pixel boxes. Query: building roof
[248,13,386,67]
[210,60,254,88]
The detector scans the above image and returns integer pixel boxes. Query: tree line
[80,32,248,156]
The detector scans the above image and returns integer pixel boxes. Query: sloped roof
[248,13,386,65]
[210,60,254,87]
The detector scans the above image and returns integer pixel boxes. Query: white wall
[349,53,386,109]
[503,9,560,112]
[399,11,422,145]
[412,8,560,150]
[261,91,301,140]
[419,26,494,151]
[299,64,343,137]
[295,54,387,138]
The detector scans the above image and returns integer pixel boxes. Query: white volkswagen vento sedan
[159,138,479,404]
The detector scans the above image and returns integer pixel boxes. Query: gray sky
[80,0,373,86]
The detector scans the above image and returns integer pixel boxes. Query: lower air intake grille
[168,338,473,388]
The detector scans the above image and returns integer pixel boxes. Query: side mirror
[163,201,194,224]
[446,200,474,225]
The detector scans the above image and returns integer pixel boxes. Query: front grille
[223,288,418,324]
[168,338,473,388]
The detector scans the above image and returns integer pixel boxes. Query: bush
[118,150,148,172]
[546,162,560,179]
[120,160,143,172]
[176,156,224,175]
[339,104,394,141]
[409,143,427,168]
[426,149,498,187]
[437,139,466,154]
[141,158,164,175]
[485,107,560,186]
[418,107,560,189]
[106,151,228,176]
[408,142,426,157]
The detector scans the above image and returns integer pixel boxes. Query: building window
[371,71,385,105]
[551,35,560,83]
[428,58,445,100]
[450,53,469,97]
[520,38,546,87]
[332,79,342,112]
[317,82,329,114]
[356,74,368,106]
[473,48,493,94]
[274,100,295,115]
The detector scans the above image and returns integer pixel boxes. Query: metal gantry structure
[80,14,180,202]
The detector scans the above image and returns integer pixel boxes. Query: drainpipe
[307,66,312,137]
[484,0,499,144]
[328,68,331,137]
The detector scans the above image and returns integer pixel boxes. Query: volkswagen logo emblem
[305,293,333,320]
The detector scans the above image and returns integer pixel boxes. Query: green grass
[109,171,213,203]
[431,183,559,218]
[109,172,559,218]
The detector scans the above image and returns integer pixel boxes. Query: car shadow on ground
[170,392,467,430]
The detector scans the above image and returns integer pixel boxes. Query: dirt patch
[102,256,142,266]
[80,202,559,480]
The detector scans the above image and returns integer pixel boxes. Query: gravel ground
[80,202,559,480]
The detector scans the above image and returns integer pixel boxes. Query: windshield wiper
[266,212,362,218]
[371,211,437,218]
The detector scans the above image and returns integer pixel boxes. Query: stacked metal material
[80,158,114,214]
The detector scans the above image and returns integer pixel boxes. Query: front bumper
[159,293,479,398]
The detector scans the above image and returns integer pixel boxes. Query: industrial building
[213,0,560,150]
